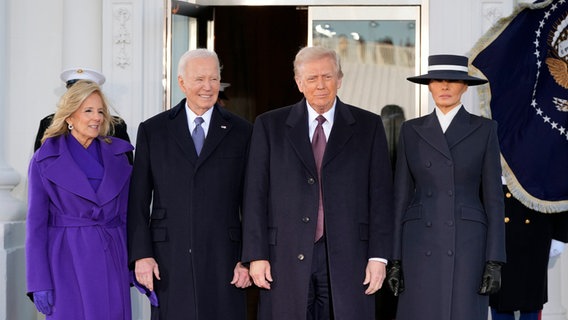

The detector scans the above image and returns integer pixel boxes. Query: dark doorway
[212,8,307,319]
[213,6,308,122]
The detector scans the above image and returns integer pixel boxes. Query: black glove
[478,261,503,295]
[386,260,405,296]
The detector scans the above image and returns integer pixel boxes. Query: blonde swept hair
[293,46,344,80]
[41,80,116,144]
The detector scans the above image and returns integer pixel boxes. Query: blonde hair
[293,46,344,80]
[41,80,116,144]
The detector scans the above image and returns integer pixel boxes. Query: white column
[0,1,31,319]
[62,0,103,70]
[543,255,568,320]
[0,0,24,223]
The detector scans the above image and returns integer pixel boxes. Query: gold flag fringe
[468,0,568,213]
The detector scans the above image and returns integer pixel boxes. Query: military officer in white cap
[33,67,132,163]
[59,67,106,88]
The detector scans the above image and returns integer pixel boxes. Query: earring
[68,123,73,130]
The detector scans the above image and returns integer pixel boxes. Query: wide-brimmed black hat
[407,54,488,86]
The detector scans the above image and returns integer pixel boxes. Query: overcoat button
[525,219,531,224]
[426,221,432,227]
[427,191,433,197]
[425,251,432,256]
[446,160,453,166]
[302,216,310,223]
[307,178,315,184]
[448,190,453,196]
[504,217,510,223]
[447,250,454,256]
[447,221,454,226]
[425,161,431,168]
[506,192,512,198]
[297,254,305,261]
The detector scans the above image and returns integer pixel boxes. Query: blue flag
[470,0,568,212]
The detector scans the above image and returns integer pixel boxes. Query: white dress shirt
[306,101,387,265]
[185,104,214,137]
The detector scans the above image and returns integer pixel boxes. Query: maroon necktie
[312,115,327,241]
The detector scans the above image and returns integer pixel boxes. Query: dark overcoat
[26,135,134,319]
[490,186,568,312]
[392,107,506,320]
[241,98,394,320]
[127,100,252,320]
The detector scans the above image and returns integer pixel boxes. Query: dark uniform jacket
[490,185,568,312]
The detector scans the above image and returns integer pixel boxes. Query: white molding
[113,6,133,69]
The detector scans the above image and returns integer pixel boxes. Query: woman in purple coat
[26,80,134,319]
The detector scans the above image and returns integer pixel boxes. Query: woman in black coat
[387,54,506,320]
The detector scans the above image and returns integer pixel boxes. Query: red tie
[312,115,327,241]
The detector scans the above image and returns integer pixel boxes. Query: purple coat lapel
[37,135,133,205]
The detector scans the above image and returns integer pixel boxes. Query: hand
[549,239,565,258]
[33,290,54,315]
[478,261,502,295]
[386,260,404,296]
[135,257,161,292]
[249,260,272,289]
[363,260,386,295]
[130,271,159,307]
[231,262,253,288]
[549,240,566,268]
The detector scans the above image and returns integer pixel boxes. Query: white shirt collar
[307,100,336,141]
[185,104,214,136]
[435,105,462,133]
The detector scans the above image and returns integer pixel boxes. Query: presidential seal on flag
[470,0,568,213]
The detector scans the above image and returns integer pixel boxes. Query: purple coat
[26,134,134,320]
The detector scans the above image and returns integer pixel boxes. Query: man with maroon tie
[242,46,394,320]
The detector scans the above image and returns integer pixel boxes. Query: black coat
[242,98,394,320]
[127,100,252,320]
[490,186,568,312]
[393,108,506,320]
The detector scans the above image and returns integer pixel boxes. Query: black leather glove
[386,260,405,296]
[478,261,503,295]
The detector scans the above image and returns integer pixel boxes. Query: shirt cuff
[369,258,388,265]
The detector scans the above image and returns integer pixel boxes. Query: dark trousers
[307,238,333,320]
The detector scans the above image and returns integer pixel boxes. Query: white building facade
[0,0,566,319]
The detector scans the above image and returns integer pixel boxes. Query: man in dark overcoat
[127,49,253,320]
[242,46,394,319]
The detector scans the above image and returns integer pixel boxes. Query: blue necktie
[192,117,205,155]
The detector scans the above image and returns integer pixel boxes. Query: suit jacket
[392,107,506,320]
[241,98,394,320]
[127,99,252,320]
[26,134,133,319]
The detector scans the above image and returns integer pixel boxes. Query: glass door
[164,0,214,109]
[308,6,423,120]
